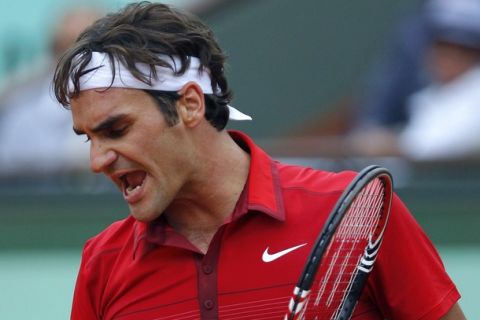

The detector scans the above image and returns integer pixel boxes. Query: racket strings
[336,179,385,240]
[312,186,376,307]
[306,178,386,319]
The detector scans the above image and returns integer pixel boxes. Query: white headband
[70,51,252,121]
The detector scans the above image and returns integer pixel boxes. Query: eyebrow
[73,114,128,136]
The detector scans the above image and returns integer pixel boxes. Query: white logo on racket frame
[357,227,386,273]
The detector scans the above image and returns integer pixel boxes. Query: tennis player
[53,2,465,319]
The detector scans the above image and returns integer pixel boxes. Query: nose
[90,142,118,173]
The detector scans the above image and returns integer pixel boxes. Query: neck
[165,129,250,253]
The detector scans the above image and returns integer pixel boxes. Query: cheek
[134,126,187,168]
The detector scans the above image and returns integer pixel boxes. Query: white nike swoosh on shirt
[262,243,307,263]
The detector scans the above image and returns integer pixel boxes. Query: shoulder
[276,162,356,194]
[274,163,358,221]
[81,216,136,269]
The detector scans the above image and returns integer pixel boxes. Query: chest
[99,211,380,319]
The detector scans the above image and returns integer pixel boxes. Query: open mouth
[120,170,147,202]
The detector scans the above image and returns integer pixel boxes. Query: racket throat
[286,287,311,320]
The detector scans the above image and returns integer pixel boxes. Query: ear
[177,82,205,128]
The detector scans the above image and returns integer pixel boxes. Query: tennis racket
[285,165,393,320]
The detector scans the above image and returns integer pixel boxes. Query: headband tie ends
[72,52,252,121]
[228,106,252,120]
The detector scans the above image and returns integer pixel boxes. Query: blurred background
[0,0,479,318]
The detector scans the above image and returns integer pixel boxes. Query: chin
[129,207,162,223]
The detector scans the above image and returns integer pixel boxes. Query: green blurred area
[2,161,479,250]
[2,188,479,249]
[0,192,127,249]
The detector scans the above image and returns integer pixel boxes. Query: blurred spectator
[349,0,480,160]
[353,2,431,131]
[0,7,103,175]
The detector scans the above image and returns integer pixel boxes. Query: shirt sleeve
[365,194,460,320]
[71,240,100,320]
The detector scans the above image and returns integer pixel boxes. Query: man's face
[71,88,193,222]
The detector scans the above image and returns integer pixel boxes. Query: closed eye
[106,126,128,139]
[73,114,131,142]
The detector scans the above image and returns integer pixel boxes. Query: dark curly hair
[53,1,232,130]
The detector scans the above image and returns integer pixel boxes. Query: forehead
[71,88,158,132]
[71,87,143,109]
[70,88,151,124]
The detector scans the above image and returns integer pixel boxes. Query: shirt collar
[228,130,285,221]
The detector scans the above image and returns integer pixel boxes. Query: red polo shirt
[71,131,459,320]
